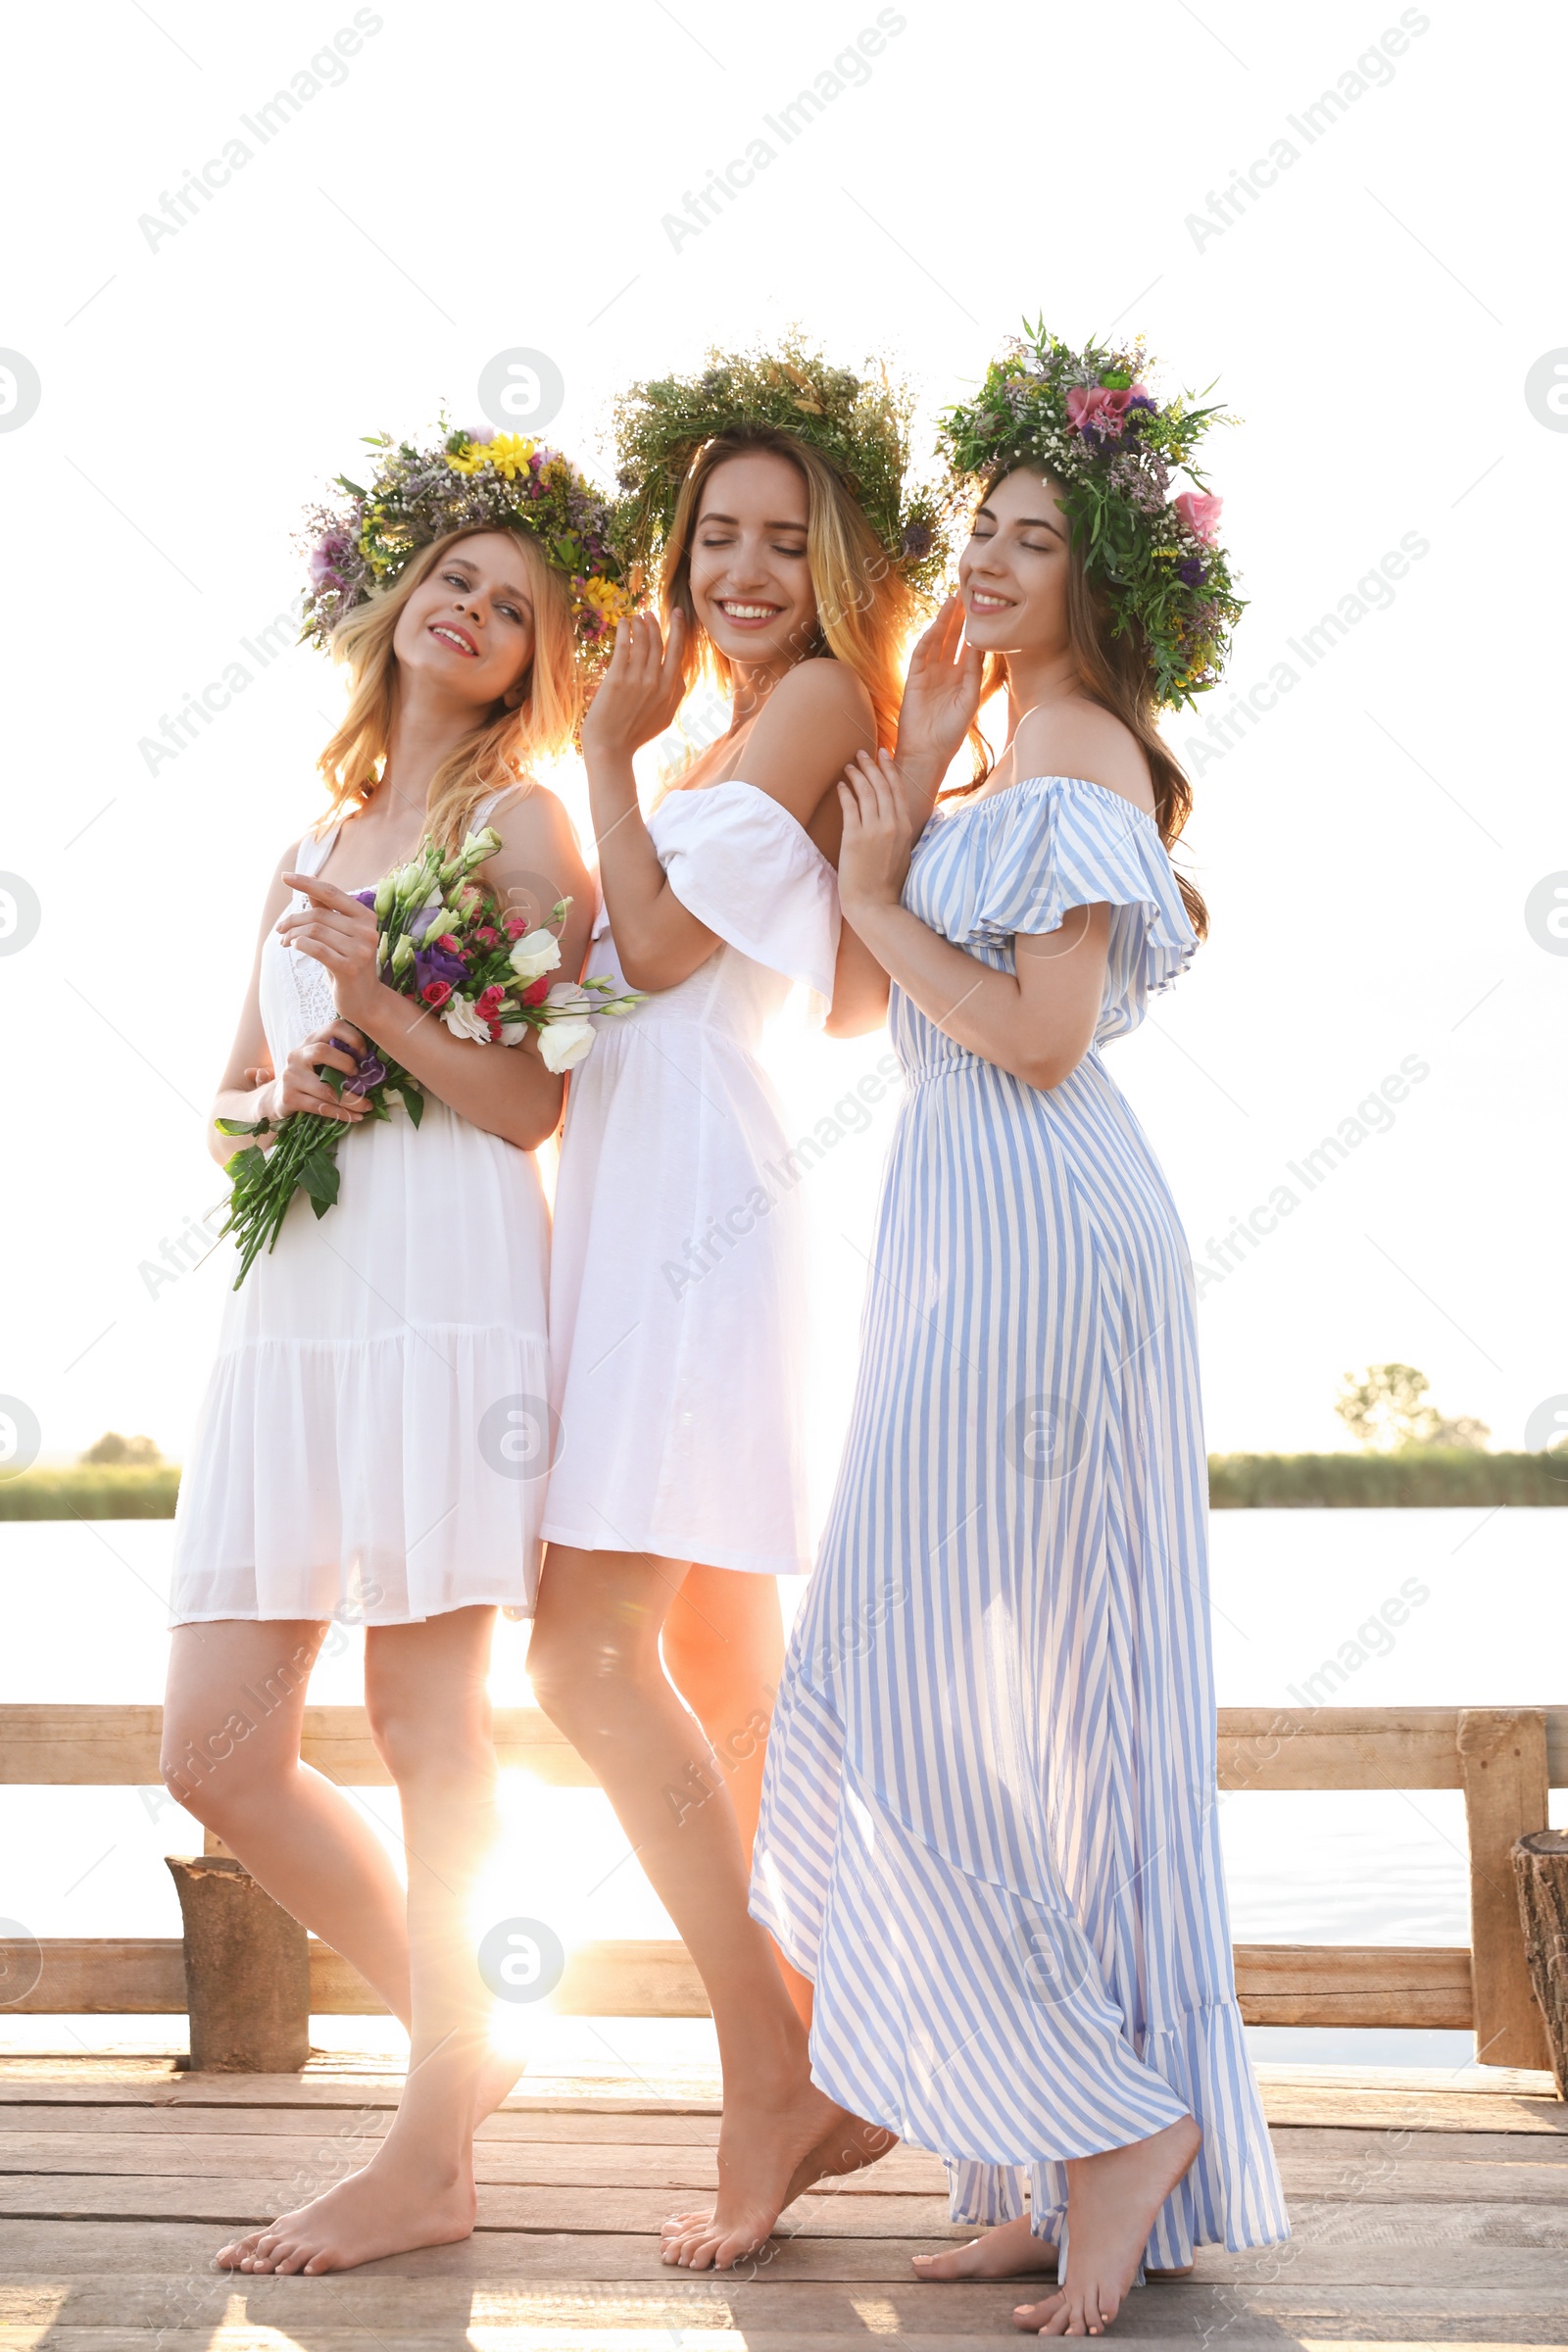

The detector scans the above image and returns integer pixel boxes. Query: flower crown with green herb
[611,337,948,596]
[299,423,635,663]
[939,322,1242,709]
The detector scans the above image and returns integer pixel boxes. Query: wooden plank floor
[1,2058,1564,2348]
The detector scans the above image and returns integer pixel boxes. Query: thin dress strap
[292,822,338,879]
[471,782,528,831]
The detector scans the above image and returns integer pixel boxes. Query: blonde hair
[316,526,581,851]
[659,424,913,750]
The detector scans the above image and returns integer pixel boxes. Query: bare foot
[782,2107,898,2205]
[214,2146,476,2276]
[1014,2114,1201,2335]
[661,2105,898,2257]
[914,2211,1058,2281]
[659,2074,847,2270]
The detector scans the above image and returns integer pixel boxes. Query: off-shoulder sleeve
[650,780,841,1022]
[925,775,1198,1039]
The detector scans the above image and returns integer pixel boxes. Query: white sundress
[171,792,552,1627]
[541,780,839,1576]
[752,775,1290,2272]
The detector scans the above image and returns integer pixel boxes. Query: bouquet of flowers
[218,826,636,1287]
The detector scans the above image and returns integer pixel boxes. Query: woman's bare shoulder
[487,778,591,892]
[763,655,874,728]
[1011,700,1155,814]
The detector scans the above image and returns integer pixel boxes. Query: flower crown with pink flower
[298,421,634,667]
[938,321,1241,708]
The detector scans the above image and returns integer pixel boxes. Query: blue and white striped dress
[752,773,1289,2270]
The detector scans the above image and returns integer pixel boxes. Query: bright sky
[2,0,1563,1484]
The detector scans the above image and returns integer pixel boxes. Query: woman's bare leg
[658,1564,897,2218]
[659,1565,811,2013]
[162,1619,412,2024]
[529,1546,853,2267]
[218,1607,504,2275]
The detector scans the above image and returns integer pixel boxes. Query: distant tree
[1334,1365,1490,1453]
[79,1433,162,1465]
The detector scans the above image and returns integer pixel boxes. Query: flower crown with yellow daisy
[939,321,1242,709]
[299,421,634,664]
[611,336,948,596]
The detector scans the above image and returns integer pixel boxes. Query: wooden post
[1513,1829,1568,2098]
[166,1854,309,2072]
[1456,1708,1550,2070]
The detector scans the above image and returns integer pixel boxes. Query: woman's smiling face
[957,468,1072,661]
[392,531,538,708]
[686,450,817,669]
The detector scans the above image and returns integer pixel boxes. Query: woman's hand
[837,750,920,925]
[893,595,986,801]
[276,873,382,1024]
[582,611,688,767]
[261,1022,371,1125]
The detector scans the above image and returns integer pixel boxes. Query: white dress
[541,781,839,1576]
[171,794,552,1627]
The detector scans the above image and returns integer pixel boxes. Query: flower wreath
[299,423,635,663]
[611,337,948,597]
[938,322,1243,708]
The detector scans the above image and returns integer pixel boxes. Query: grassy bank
[1207,1450,1568,1507]
[0,1464,182,1519]
[2,1452,1564,1519]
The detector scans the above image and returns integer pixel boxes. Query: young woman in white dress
[527,358,935,2240]
[163,506,600,2274]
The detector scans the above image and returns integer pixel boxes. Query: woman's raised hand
[262,1022,371,1124]
[893,595,985,798]
[582,611,689,765]
[837,749,919,925]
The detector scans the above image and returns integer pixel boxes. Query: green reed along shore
[1,1452,1564,1519]
[0,1464,182,1518]
[1206,1450,1567,1507]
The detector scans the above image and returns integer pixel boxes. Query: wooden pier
[2,1700,1564,2342]
[1,2055,1563,2347]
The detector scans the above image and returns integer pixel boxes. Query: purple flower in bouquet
[1179,556,1206,586]
[344,1054,387,1098]
[415,944,467,1004]
[409,901,448,943]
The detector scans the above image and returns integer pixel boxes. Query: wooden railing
[2,1702,1562,2069]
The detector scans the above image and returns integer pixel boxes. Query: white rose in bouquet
[509,928,563,984]
[538,1017,595,1074]
[440,994,492,1044]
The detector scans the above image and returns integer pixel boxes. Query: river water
[2,1508,1562,2073]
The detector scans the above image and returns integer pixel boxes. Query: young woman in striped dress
[669,332,1290,2330]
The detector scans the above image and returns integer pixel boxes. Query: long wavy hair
[957,462,1207,938]
[659,423,914,754]
[315,526,580,852]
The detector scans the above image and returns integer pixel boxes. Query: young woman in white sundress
[163,487,611,2274]
[528,352,940,2246]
